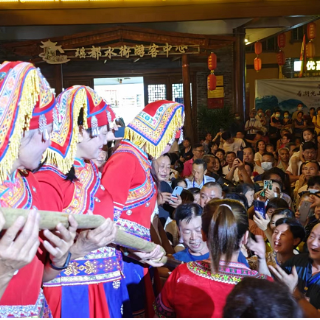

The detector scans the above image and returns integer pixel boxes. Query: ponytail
[208,201,248,272]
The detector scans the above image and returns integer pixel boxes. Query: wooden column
[182,54,194,144]
[233,27,246,121]
[54,64,63,95]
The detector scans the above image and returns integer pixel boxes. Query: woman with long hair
[0,61,77,317]
[154,200,270,318]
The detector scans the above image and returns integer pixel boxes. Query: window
[291,26,304,42]
[147,84,166,103]
[172,83,183,101]
[172,83,192,104]
[245,36,277,53]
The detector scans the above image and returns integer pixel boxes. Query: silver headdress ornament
[39,114,49,142]
[178,128,184,144]
[106,110,112,125]
[91,115,99,137]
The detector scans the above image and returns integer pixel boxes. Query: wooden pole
[54,64,63,95]
[233,27,246,121]
[182,54,194,144]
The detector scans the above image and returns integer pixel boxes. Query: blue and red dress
[100,140,159,317]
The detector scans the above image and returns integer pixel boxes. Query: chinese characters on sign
[39,40,200,64]
[297,85,320,97]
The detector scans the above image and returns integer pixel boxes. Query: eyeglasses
[194,149,205,153]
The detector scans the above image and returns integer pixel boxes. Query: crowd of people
[0,60,320,318]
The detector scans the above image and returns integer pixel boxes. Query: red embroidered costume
[101,100,185,317]
[35,86,129,318]
[154,260,271,318]
[0,61,55,317]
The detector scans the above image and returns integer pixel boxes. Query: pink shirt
[182,158,193,177]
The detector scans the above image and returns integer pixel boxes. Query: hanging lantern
[254,42,262,55]
[276,51,286,66]
[277,33,286,48]
[306,41,316,58]
[254,57,262,72]
[307,22,316,40]
[208,52,217,71]
[207,73,216,91]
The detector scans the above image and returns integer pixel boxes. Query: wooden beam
[2,25,234,57]
[233,27,246,118]
[182,54,194,145]
[1,1,319,26]
[53,64,63,95]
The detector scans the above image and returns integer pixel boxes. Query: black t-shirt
[158,181,174,226]
[282,253,320,309]
[180,148,193,161]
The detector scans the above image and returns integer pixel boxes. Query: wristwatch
[49,252,71,270]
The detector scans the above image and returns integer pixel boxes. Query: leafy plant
[197,105,235,138]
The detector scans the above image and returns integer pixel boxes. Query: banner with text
[255,78,320,114]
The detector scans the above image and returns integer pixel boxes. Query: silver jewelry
[91,115,100,137]
[39,114,49,142]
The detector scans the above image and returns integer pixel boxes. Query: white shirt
[186,175,215,189]
[222,138,246,153]
[245,118,262,135]
[254,152,263,163]
[222,165,232,176]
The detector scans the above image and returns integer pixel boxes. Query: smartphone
[254,200,266,219]
[299,201,312,224]
[237,150,244,162]
[171,186,183,199]
[260,180,273,197]
[114,126,125,138]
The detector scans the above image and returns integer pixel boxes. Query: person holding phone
[155,154,182,226]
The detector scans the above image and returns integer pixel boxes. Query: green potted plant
[197,105,235,138]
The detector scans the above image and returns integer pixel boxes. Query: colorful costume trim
[124,100,184,159]
[0,171,32,209]
[0,290,51,318]
[187,260,267,283]
[43,247,121,287]
[114,140,156,211]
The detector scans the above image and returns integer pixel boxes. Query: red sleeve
[35,170,66,212]
[154,266,180,317]
[101,152,137,210]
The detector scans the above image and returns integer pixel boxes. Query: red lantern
[277,33,286,48]
[254,42,262,55]
[254,57,262,72]
[207,73,216,91]
[208,52,217,71]
[277,51,286,66]
[307,22,316,40]
[306,42,316,58]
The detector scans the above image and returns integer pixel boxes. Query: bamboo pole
[0,208,181,267]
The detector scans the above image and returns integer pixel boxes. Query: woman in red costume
[35,85,131,318]
[0,61,77,318]
[154,200,272,318]
[101,100,185,317]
